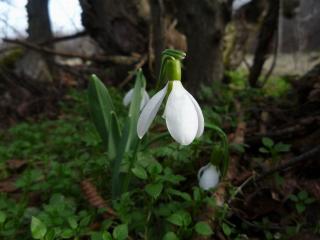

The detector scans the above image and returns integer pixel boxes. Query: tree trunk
[150,0,165,77]
[172,0,231,94]
[79,0,150,55]
[15,0,54,87]
[248,0,280,87]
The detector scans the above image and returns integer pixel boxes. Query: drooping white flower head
[123,88,150,110]
[137,80,204,145]
[232,0,252,12]
[198,163,220,190]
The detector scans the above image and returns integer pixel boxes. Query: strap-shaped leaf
[111,70,144,199]
[125,69,144,151]
[88,74,115,146]
[108,111,121,160]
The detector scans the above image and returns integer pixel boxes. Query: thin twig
[228,174,255,204]
[118,55,148,88]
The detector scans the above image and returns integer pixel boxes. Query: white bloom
[198,164,220,190]
[137,80,204,145]
[232,0,252,12]
[123,88,150,110]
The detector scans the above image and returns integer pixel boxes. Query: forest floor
[0,70,319,240]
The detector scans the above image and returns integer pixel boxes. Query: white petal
[198,164,220,190]
[123,89,133,107]
[140,89,150,110]
[165,81,198,145]
[137,85,167,138]
[187,92,204,138]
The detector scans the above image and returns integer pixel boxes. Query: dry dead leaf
[6,159,27,170]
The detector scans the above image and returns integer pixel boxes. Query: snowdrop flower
[198,164,220,190]
[137,80,204,145]
[232,0,252,12]
[123,88,150,110]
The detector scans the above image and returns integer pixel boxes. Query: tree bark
[172,0,231,94]
[150,0,165,77]
[248,0,280,87]
[79,0,150,55]
[15,0,54,86]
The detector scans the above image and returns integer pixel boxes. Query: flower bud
[198,164,220,190]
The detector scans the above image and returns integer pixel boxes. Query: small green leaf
[296,203,306,213]
[222,223,232,236]
[145,183,163,199]
[262,137,274,148]
[274,142,291,152]
[0,211,6,224]
[289,194,298,202]
[91,232,112,240]
[167,189,191,201]
[147,161,163,175]
[113,224,128,240]
[131,166,147,180]
[67,217,78,229]
[298,191,308,200]
[61,229,74,239]
[31,216,47,239]
[45,229,55,240]
[167,211,192,227]
[79,215,91,227]
[305,198,315,204]
[259,147,269,154]
[102,232,112,240]
[195,221,213,236]
[163,231,179,240]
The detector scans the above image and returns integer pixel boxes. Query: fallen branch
[255,146,320,182]
[3,38,141,65]
[40,31,88,45]
[246,116,319,144]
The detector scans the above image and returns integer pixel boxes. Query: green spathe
[165,58,181,81]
